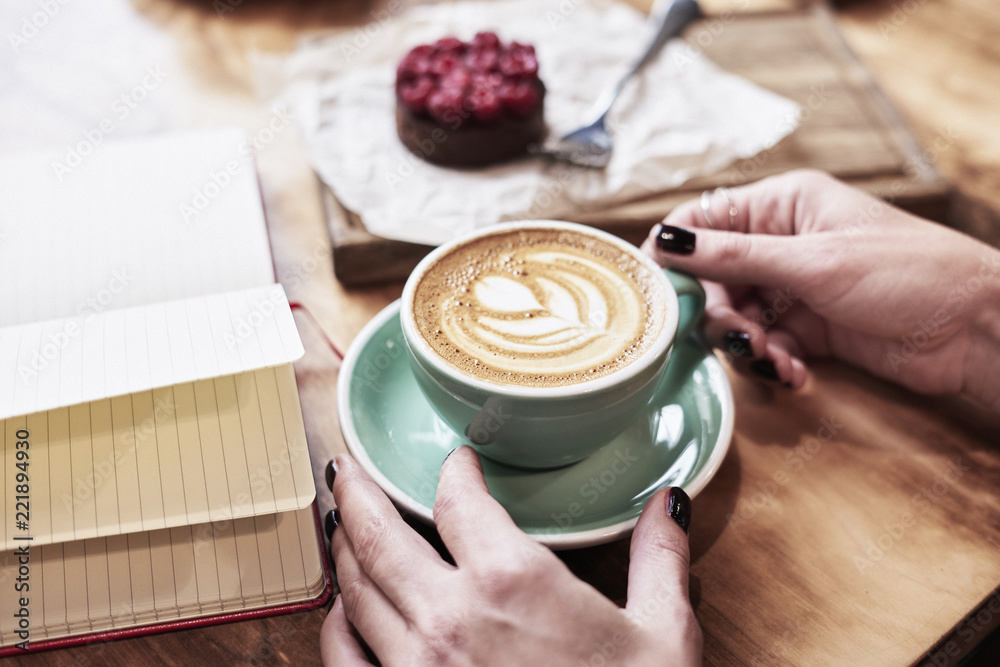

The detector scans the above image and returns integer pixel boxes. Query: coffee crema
[411,228,667,388]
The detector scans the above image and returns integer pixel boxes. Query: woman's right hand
[641,170,1000,411]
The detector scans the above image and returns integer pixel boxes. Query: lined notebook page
[0,364,315,550]
[0,507,325,646]
[0,284,304,421]
[0,129,275,328]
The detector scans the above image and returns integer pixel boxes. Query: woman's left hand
[320,447,701,666]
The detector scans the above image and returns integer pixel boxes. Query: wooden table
[10,0,1000,665]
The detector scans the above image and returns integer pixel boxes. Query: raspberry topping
[472,31,500,50]
[466,86,502,123]
[397,76,434,114]
[396,32,542,124]
[426,88,465,123]
[498,79,540,117]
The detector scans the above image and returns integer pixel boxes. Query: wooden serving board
[324,4,951,286]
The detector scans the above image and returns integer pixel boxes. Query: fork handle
[586,0,702,123]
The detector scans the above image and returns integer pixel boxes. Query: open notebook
[0,131,330,653]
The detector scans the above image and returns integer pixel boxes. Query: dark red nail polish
[724,331,753,358]
[324,509,339,540]
[750,359,780,382]
[325,459,338,491]
[666,487,691,534]
[655,224,696,255]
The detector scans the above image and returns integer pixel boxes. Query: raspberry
[465,86,501,123]
[472,31,500,50]
[427,88,465,123]
[431,52,462,77]
[440,68,472,93]
[470,71,503,91]
[398,76,434,114]
[507,42,536,58]
[435,37,466,54]
[463,46,500,73]
[397,45,435,82]
[400,33,541,124]
[499,80,539,117]
[498,50,538,78]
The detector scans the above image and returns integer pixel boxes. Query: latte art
[411,229,666,387]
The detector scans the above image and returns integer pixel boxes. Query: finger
[626,487,694,632]
[320,596,377,667]
[766,332,809,389]
[433,446,536,566]
[332,455,450,610]
[646,223,823,289]
[701,282,766,361]
[330,525,408,663]
[731,340,798,387]
[662,169,847,237]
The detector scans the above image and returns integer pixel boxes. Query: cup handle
[664,269,706,342]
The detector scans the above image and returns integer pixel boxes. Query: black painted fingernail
[324,509,340,540]
[443,447,459,464]
[724,331,753,358]
[654,224,696,255]
[783,381,794,389]
[325,460,338,491]
[666,487,691,534]
[750,359,780,382]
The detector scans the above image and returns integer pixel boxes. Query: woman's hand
[642,170,1000,411]
[321,448,701,666]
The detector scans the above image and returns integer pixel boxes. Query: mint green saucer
[338,301,734,550]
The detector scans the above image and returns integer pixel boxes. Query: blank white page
[0,284,303,421]
[0,129,275,328]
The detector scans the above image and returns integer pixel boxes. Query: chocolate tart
[394,32,547,168]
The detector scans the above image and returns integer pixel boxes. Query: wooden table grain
[9,0,1000,665]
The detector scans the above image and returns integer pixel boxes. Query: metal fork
[535,0,702,168]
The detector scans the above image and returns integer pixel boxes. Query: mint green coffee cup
[400,221,705,469]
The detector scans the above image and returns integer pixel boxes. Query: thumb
[626,487,694,631]
[643,222,819,289]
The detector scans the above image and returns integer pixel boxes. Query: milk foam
[412,229,666,388]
